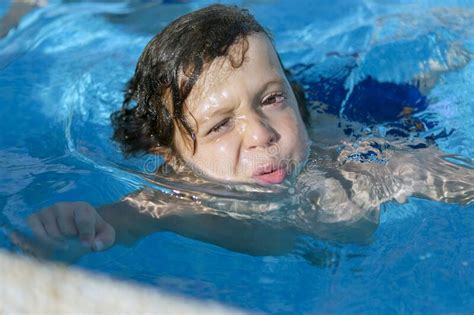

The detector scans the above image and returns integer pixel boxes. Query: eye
[207,117,231,135]
[262,92,287,106]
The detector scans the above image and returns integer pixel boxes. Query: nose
[244,113,280,151]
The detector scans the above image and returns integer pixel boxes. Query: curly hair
[111,4,309,158]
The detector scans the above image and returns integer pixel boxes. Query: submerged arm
[337,141,474,207]
[16,188,297,262]
[98,188,297,256]
[388,147,474,205]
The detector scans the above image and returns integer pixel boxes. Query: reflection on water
[1,1,474,312]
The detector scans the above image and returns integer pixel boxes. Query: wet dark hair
[111,4,309,158]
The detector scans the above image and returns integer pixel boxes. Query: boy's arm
[393,148,474,205]
[15,191,298,261]
[98,188,297,256]
[105,186,381,252]
[338,142,474,207]
[96,198,162,247]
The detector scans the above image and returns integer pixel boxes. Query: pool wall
[0,249,243,314]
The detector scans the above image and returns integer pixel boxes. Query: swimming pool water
[1,0,473,313]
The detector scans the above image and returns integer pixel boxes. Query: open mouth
[253,165,287,185]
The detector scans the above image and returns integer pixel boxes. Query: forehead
[185,33,285,116]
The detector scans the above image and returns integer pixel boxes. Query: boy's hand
[26,202,116,251]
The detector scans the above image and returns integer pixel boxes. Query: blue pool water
[1,0,474,313]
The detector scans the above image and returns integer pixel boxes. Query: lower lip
[254,168,287,185]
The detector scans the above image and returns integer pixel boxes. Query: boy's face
[173,33,310,185]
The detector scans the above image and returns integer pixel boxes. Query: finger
[27,214,49,239]
[73,204,96,246]
[26,214,66,249]
[52,204,78,237]
[92,215,116,251]
[38,208,64,240]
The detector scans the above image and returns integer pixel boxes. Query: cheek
[193,135,241,174]
[275,108,308,146]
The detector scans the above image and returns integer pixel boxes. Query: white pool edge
[0,249,246,314]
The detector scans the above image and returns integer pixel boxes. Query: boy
[17,5,473,258]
